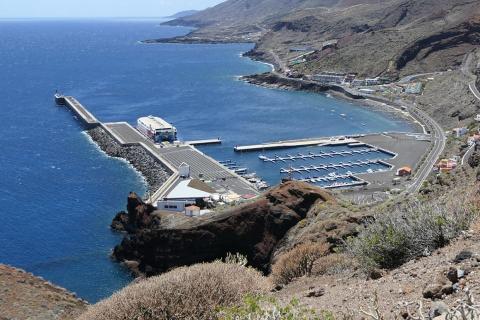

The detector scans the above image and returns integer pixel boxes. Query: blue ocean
[0,19,415,302]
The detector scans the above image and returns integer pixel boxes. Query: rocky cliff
[111,181,367,276]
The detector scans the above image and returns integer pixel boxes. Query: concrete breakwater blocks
[87,126,171,192]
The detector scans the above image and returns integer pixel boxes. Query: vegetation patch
[347,190,478,271]
[78,262,269,320]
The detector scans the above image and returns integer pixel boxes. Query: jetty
[185,138,222,146]
[234,136,358,152]
[55,94,259,204]
[55,95,100,129]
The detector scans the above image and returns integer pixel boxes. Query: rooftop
[165,179,214,200]
[138,116,175,131]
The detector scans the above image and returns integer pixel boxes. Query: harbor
[55,94,260,210]
[55,93,432,203]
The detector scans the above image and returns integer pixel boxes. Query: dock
[279,159,392,175]
[258,147,390,163]
[185,138,222,146]
[56,95,100,129]
[234,137,358,152]
[55,94,259,204]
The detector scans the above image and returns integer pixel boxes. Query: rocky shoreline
[87,127,171,193]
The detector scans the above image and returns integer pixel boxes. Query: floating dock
[279,159,392,175]
[259,148,388,163]
[234,137,358,152]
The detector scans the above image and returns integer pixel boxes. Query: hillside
[162,0,480,78]
[0,264,87,319]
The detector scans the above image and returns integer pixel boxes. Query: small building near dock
[157,179,216,212]
[396,166,412,176]
[185,205,201,217]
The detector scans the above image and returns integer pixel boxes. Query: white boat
[137,116,177,143]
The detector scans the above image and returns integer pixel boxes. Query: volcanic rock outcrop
[112,181,336,276]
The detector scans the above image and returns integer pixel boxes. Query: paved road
[398,72,441,84]
[469,81,480,101]
[462,144,475,166]
[406,105,446,193]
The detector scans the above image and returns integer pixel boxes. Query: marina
[279,159,392,174]
[56,93,430,195]
[258,147,396,163]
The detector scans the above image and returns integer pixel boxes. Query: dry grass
[313,253,353,276]
[271,242,329,286]
[78,262,269,320]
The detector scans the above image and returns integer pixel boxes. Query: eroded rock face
[111,192,156,233]
[112,181,333,276]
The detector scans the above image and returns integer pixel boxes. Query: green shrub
[218,294,334,320]
[347,191,478,271]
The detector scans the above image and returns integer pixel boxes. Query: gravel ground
[273,219,480,318]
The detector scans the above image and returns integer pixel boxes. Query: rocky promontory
[112,181,347,276]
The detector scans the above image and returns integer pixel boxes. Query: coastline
[240,72,423,133]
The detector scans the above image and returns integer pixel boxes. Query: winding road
[405,105,446,193]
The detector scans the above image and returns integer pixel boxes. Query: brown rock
[113,181,333,276]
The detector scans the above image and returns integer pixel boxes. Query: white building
[453,127,468,138]
[157,179,216,213]
[185,205,201,217]
[179,162,190,178]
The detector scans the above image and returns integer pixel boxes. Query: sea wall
[87,126,171,192]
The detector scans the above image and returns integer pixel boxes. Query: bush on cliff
[218,295,334,320]
[347,190,478,271]
[78,262,269,320]
[271,242,329,286]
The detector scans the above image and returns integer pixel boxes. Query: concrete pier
[55,95,259,204]
[185,138,222,146]
[56,95,100,129]
[234,137,358,152]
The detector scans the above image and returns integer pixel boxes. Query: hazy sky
[0,0,225,18]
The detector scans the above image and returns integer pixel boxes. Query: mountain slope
[162,0,480,77]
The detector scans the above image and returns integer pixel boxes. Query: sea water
[0,19,415,302]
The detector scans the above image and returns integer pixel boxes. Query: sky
[0,0,225,18]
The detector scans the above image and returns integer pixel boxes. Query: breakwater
[87,127,171,192]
